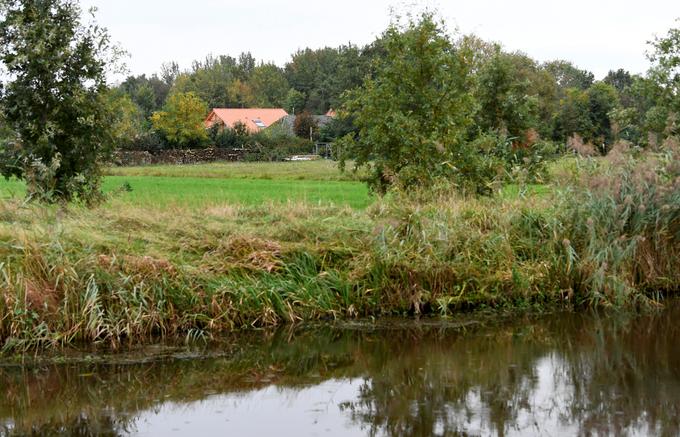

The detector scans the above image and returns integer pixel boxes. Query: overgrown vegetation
[0,145,678,352]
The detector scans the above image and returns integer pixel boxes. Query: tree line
[0,0,678,201]
[107,17,679,156]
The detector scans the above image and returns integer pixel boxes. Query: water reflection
[1,303,680,436]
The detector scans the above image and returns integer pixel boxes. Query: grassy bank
[0,153,678,352]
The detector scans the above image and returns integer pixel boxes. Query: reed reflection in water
[1,302,680,436]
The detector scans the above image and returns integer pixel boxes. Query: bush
[243,132,313,161]
[211,126,249,149]
[124,131,169,152]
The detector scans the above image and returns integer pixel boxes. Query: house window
[253,119,266,129]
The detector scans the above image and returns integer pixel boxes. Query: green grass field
[0,161,372,209]
[105,160,364,181]
[0,160,553,209]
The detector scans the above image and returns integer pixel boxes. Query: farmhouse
[204,108,288,133]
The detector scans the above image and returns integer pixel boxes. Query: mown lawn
[0,161,372,209]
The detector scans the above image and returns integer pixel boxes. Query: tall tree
[151,92,208,148]
[603,69,634,93]
[647,20,680,138]
[339,13,476,193]
[0,0,117,202]
[173,55,238,108]
[553,88,593,142]
[474,49,539,139]
[543,60,595,92]
[586,82,619,148]
[250,63,289,107]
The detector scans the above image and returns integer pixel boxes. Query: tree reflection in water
[340,310,680,436]
[1,303,679,436]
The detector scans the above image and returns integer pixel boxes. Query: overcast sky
[80,0,678,81]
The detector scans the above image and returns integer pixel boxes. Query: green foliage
[553,84,619,151]
[119,74,171,117]
[586,82,619,150]
[474,49,540,138]
[250,63,289,107]
[647,20,680,139]
[285,89,306,114]
[543,60,595,91]
[208,121,315,161]
[151,92,209,148]
[210,124,249,149]
[0,0,117,203]
[170,54,254,108]
[553,88,592,142]
[243,133,313,162]
[603,68,634,93]
[106,90,146,150]
[285,45,373,114]
[339,13,476,193]
[318,116,356,143]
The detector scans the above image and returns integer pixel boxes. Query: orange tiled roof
[205,108,289,133]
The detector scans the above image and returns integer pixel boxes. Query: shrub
[124,131,169,152]
[211,126,249,149]
[243,132,313,161]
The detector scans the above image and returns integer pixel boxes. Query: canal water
[1,302,679,436]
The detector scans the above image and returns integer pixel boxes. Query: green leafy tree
[543,60,595,92]
[552,83,619,151]
[647,20,680,137]
[339,13,478,193]
[586,82,619,149]
[474,49,539,139]
[285,45,373,113]
[106,90,145,150]
[151,92,208,148]
[0,0,118,203]
[119,74,172,117]
[553,88,594,142]
[603,69,634,94]
[285,89,306,114]
[172,55,238,108]
[251,63,289,107]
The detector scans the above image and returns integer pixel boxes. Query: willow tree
[0,0,117,203]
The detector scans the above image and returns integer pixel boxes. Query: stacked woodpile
[111,148,244,166]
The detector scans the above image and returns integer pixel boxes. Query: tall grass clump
[554,141,680,306]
